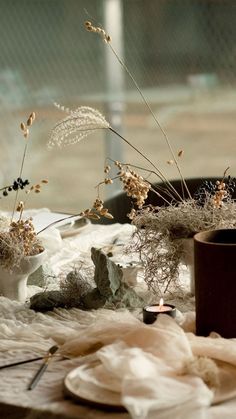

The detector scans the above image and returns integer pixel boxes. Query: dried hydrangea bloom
[48,105,110,148]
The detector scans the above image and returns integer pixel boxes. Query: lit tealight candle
[143,298,176,324]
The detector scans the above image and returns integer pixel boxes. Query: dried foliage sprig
[49,105,184,204]
[84,20,191,200]
[0,112,50,271]
[49,105,110,147]
[96,159,178,208]
[0,218,44,272]
[47,21,236,297]
[11,112,36,222]
[0,178,30,198]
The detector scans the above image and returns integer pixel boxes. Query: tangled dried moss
[60,268,95,305]
[131,199,236,294]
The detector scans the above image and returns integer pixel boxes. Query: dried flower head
[20,111,36,139]
[0,111,49,272]
[49,105,110,148]
[84,21,111,43]
[80,197,114,220]
[118,164,151,209]
[0,218,43,272]
[9,218,44,256]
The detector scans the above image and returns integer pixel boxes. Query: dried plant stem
[0,184,13,192]
[105,158,184,203]
[36,213,82,235]
[109,127,184,202]
[107,43,192,200]
[11,141,29,223]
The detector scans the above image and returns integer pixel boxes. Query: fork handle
[28,363,48,390]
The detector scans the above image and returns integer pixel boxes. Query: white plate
[32,212,90,237]
[64,363,125,411]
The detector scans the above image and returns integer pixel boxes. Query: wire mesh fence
[0,0,235,212]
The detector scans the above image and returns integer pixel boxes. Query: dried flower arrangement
[49,21,236,295]
[0,112,47,271]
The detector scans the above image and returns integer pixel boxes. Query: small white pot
[0,250,46,302]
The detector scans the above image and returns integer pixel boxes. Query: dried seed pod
[104,213,114,219]
[104,165,111,173]
[20,122,26,131]
[41,179,49,184]
[29,112,36,121]
[27,117,33,126]
[87,213,100,220]
[16,201,24,212]
[24,129,29,138]
[100,208,108,216]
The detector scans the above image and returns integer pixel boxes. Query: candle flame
[159,298,164,311]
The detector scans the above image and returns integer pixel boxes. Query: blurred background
[0,0,235,213]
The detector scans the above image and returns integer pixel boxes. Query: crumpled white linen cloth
[62,315,212,419]
[60,313,236,419]
[38,215,136,277]
[1,298,236,419]
[1,211,236,418]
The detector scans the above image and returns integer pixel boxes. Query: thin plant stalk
[109,127,184,202]
[50,115,184,202]
[36,213,82,235]
[107,43,191,200]
[85,20,192,200]
[102,157,181,204]
[11,140,29,223]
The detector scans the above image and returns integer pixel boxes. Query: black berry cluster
[2,178,30,197]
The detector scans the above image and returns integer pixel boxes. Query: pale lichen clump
[130,193,236,294]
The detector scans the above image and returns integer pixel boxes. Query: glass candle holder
[143,303,176,324]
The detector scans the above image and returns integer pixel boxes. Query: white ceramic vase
[0,250,46,302]
[180,238,195,294]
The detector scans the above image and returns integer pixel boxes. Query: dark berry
[3,190,8,196]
